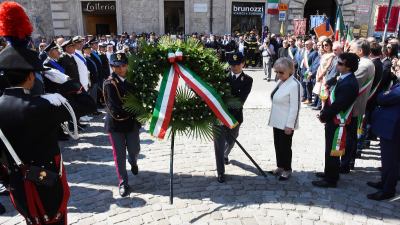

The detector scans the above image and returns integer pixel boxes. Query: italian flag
[344,27,353,52]
[267,0,279,15]
[334,6,345,41]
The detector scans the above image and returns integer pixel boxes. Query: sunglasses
[274,71,285,74]
[323,44,330,47]
[337,61,344,66]
[387,46,392,49]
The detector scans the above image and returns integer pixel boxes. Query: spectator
[268,57,302,181]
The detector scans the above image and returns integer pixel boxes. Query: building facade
[2,0,399,38]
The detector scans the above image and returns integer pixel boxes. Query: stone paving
[1,69,400,225]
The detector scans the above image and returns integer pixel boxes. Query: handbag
[0,129,62,187]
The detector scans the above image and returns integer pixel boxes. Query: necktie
[232,75,236,81]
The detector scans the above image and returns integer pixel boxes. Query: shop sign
[232,2,264,16]
[194,3,208,12]
[82,1,116,14]
[279,11,286,21]
[278,4,288,11]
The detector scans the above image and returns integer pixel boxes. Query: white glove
[43,68,69,84]
[41,93,67,107]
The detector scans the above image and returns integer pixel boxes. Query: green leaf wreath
[124,37,241,140]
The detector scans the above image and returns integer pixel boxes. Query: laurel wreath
[124,37,241,139]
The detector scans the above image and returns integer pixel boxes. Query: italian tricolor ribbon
[328,75,374,157]
[149,50,238,139]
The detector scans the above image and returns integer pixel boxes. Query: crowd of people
[0,1,400,224]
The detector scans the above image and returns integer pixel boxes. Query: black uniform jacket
[227,71,253,124]
[104,73,140,133]
[58,53,79,81]
[99,53,111,79]
[0,88,71,218]
[319,73,359,124]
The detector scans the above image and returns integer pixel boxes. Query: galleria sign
[82,1,116,13]
[232,3,264,16]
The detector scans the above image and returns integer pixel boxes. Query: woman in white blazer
[268,57,302,180]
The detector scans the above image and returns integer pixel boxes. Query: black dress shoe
[217,174,225,183]
[367,181,383,190]
[119,185,130,197]
[0,203,5,215]
[367,191,395,201]
[224,157,230,165]
[131,164,139,175]
[315,172,326,178]
[312,106,322,111]
[312,180,337,188]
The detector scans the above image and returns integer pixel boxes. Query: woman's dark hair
[4,70,31,86]
[339,53,359,73]
[387,43,398,58]
[322,38,333,51]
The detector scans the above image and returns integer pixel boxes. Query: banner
[267,0,279,15]
[314,22,334,38]
[375,6,400,32]
[293,19,307,36]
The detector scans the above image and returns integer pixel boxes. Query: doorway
[304,0,337,33]
[164,1,185,34]
[82,1,117,35]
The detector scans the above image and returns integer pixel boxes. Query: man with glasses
[313,53,360,188]
[300,40,319,104]
[326,42,343,89]
[309,41,323,110]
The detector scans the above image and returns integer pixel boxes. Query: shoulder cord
[103,78,130,121]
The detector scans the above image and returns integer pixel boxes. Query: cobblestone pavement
[1,69,400,225]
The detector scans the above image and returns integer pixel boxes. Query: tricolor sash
[328,75,374,157]
[149,50,238,139]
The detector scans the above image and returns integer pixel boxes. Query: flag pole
[382,0,394,43]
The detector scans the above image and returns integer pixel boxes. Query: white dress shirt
[73,50,90,91]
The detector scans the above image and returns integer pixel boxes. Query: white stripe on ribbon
[178,65,236,127]
[153,66,175,137]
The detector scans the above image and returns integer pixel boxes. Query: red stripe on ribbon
[158,68,180,139]
[173,64,232,127]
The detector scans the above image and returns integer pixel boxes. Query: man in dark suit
[98,43,111,79]
[278,40,289,59]
[103,53,141,197]
[89,38,107,108]
[313,53,360,188]
[368,83,400,200]
[380,45,394,92]
[214,52,253,183]
[300,40,318,103]
[309,42,322,109]
[58,39,79,81]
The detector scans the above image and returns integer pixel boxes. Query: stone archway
[286,0,356,33]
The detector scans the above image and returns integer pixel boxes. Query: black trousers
[324,123,341,183]
[273,128,294,171]
[214,124,240,175]
[380,132,400,195]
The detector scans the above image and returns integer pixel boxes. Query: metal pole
[169,130,175,204]
[210,0,213,33]
[228,134,267,178]
[382,0,394,43]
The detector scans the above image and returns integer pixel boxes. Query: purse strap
[0,129,23,166]
[0,128,63,177]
